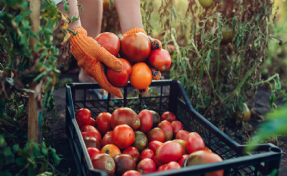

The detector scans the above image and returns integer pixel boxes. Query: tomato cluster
[95,32,172,91]
[76,108,224,176]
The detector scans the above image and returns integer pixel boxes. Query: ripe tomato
[87,147,101,160]
[157,164,166,172]
[120,32,151,63]
[153,155,163,168]
[177,154,189,166]
[158,120,173,141]
[149,110,161,128]
[76,108,91,128]
[101,131,113,146]
[186,132,205,154]
[114,154,137,176]
[84,137,101,150]
[161,111,176,122]
[129,62,152,90]
[92,153,115,176]
[107,58,132,87]
[95,32,120,56]
[137,158,156,174]
[198,0,213,8]
[89,118,97,127]
[171,121,183,135]
[173,139,188,154]
[101,144,121,159]
[148,49,171,71]
[81,125,98,133]
[141,149,155,160]
[122,147,141,163]
[122,170,142,176]
[132,131,148,152]
[164,161,181,171]
[112,124,135,149]
[138,109,153,133]
[148,141,163,154]
[156,141,183,164]
[175,130,190,141]
[184,150,224,176]
[81,131,102,142]
[111,107,140,130]
[95,112,112,135]
[147,128,165,143]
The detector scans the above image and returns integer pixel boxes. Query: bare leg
[57,0,103,83]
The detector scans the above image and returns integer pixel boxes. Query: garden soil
[45,70,287,176]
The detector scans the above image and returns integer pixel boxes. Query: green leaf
[199,66,204,79]
[5,154,14,164]
[269,92,276,107]
[28,166,35,176]
[201,29,205,43]
[206,50,211,70]
[33,146,41,157]
[62,0,70,14]
[13,144,19,153]
[16,157,26,166]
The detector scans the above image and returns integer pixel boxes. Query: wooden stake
[28,0,41,143]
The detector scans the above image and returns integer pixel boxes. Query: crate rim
[65,79,282,175]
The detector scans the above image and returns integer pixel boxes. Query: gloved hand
[70,27,124,98]
[123,28,162,95]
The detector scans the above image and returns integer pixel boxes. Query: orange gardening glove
[123,28,162,95]
[70,27,124,98]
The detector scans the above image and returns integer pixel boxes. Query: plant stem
[251,73,279,87]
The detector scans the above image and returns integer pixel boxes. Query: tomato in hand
[112,124,135,149]
[101,144,121,159]
[137,158,157,174]
[107,58,132,87]
[148,49,171,71]
[156,141,183,164]
[161,111,176,122]
[148,141,163,154]
[101,131,113,146]
[175,130,190,141]
[76,108,91,128]
[95,32,120,56]
[114,154,137,176]
[87,147,101,160]
[96,112,112,136]
[147,128,165,143]
[122,147,141,163]
[138,109,153,133]
[158,120,173,141]
[120,32,151,63]
[122,170,142,176]
[186,132,205,154]
[111,107,140,130]
[129,62,152,90]
[141,149,155,160]
[171,121,183,135]
[164,161,181,171]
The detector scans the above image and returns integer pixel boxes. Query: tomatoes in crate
[175,130,189,141]
[147,127,165,143]
[141,149,155,160]
[138,109,153,133]
[112,124,135,149]
[171,121,183,135]
[114,154,137,176]
[96,112,112,136]
[156,141,183,164]
[137,158,157,174]
[111,107,140,130]
[122,170,142,176]
[76,108,91,128]
[122,147,141,163]
[132,131,148,152]
[161,111,176,122]
[92,153,115,176]
[87,147,101,160]
[84,137,101,150]
[101,144,121,159]
[186,132,205,154]
[148,141,163,154]
[158,120,173,141]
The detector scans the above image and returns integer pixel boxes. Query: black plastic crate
[65,80,281,176]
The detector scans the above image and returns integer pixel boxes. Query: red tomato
[101,131,113,146]
[122,170,142,176]
[164,161,181,170]
[148,49,171,71]
[153,155,163,168]
[120,32,151,63]
[111,107,140,130]
[141,149,155,160]
[81,131,102,142]
[171,121,183,135]
[158,120,173,141]
[175,130,190,141]
[76,108,91,128]
[92,153,115,175]
[84,137,101,150]
[186,132,205,154]
[89,118,97,127]
[95,32,120,56]
[147,128,165,143]
[129,62,152,90]
[161,111,176,122]
[137,158,156,174]
[81,125,98,133]
[157,164,166,172]
[156,141,183,164]
[96,112,112,136]
[148,141,163,154]
[177,154,189,166]
[122,147,141,163]
[112,125,135,149]
[87,147,101,160]
[107,58,132,87]
[173,139,188,154]
[138,110,153,133]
